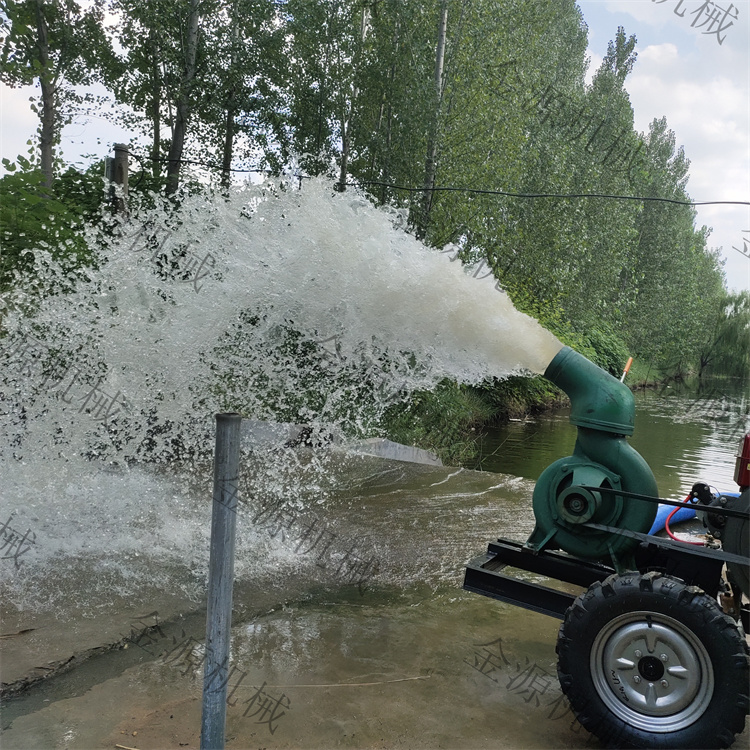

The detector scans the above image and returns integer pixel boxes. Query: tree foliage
[3,0,739,381]
[0,0,113,186]
[0,157,103,292]
[697,291,750,379]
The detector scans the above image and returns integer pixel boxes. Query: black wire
[125,148,272,175]
[123,149,150,191]
[349,180,750,208]
[119,149,750,207]
[158,157,270,173]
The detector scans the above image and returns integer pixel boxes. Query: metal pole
[200,413,242,750]
[113,143,129,214]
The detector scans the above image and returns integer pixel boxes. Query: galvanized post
[200,413,242,750]
[112,143,129,214]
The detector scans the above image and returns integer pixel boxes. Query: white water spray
[0,177,561,610]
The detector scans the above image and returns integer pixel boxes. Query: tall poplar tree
[0,0,111,187]
[111,0,206,193]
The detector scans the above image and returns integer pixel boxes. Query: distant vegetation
[2,0,748,462]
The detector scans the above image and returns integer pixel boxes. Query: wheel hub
[638,654,665,681]
[591,612,714,732]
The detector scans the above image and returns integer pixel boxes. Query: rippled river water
[1,380,748,749]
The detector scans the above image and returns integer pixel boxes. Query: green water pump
[525,347,657,571]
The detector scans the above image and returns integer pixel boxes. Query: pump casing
[525,347,657,570]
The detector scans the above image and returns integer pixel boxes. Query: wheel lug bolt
[660,654,668,662]
[661,680,669,688]
[633,676,641,684]
[634,650,642,658]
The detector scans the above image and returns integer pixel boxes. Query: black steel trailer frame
[463,532,750,632]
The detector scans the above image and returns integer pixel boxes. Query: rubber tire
[557,572,749,749]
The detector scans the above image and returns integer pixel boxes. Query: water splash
[1,178,560,457]
[0,177,561,610]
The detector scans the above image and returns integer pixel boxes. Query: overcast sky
[1,0,748,290]
[578,0,749,292]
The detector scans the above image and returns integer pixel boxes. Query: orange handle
[619,357,633,382]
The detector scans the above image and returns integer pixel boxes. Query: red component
[735,433,750,490]
[665,494,703,546]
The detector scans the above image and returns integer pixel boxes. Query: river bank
[393,362,749,468]
[384,367,650,467]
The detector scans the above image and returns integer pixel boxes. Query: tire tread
[557,572,749,749]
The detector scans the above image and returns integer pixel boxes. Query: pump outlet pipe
[525,347,657,572]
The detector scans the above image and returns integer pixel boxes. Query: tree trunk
[698,354,709,380]
[419,0,448,238]
[336,106,349,191]
[221,102,235,189]
[336,5,368,192]
[150,27,161,179]
[221,7,240,191]
[35,0,55,190]
[165,0,201,196]
[381,20,398,205]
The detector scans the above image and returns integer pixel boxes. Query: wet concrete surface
[3,587,616,750]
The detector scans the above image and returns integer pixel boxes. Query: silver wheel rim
[590,611,714,732]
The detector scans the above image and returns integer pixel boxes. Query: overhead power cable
[124,148,270,174]
[349,180,750,208]
[121,149,749,207]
